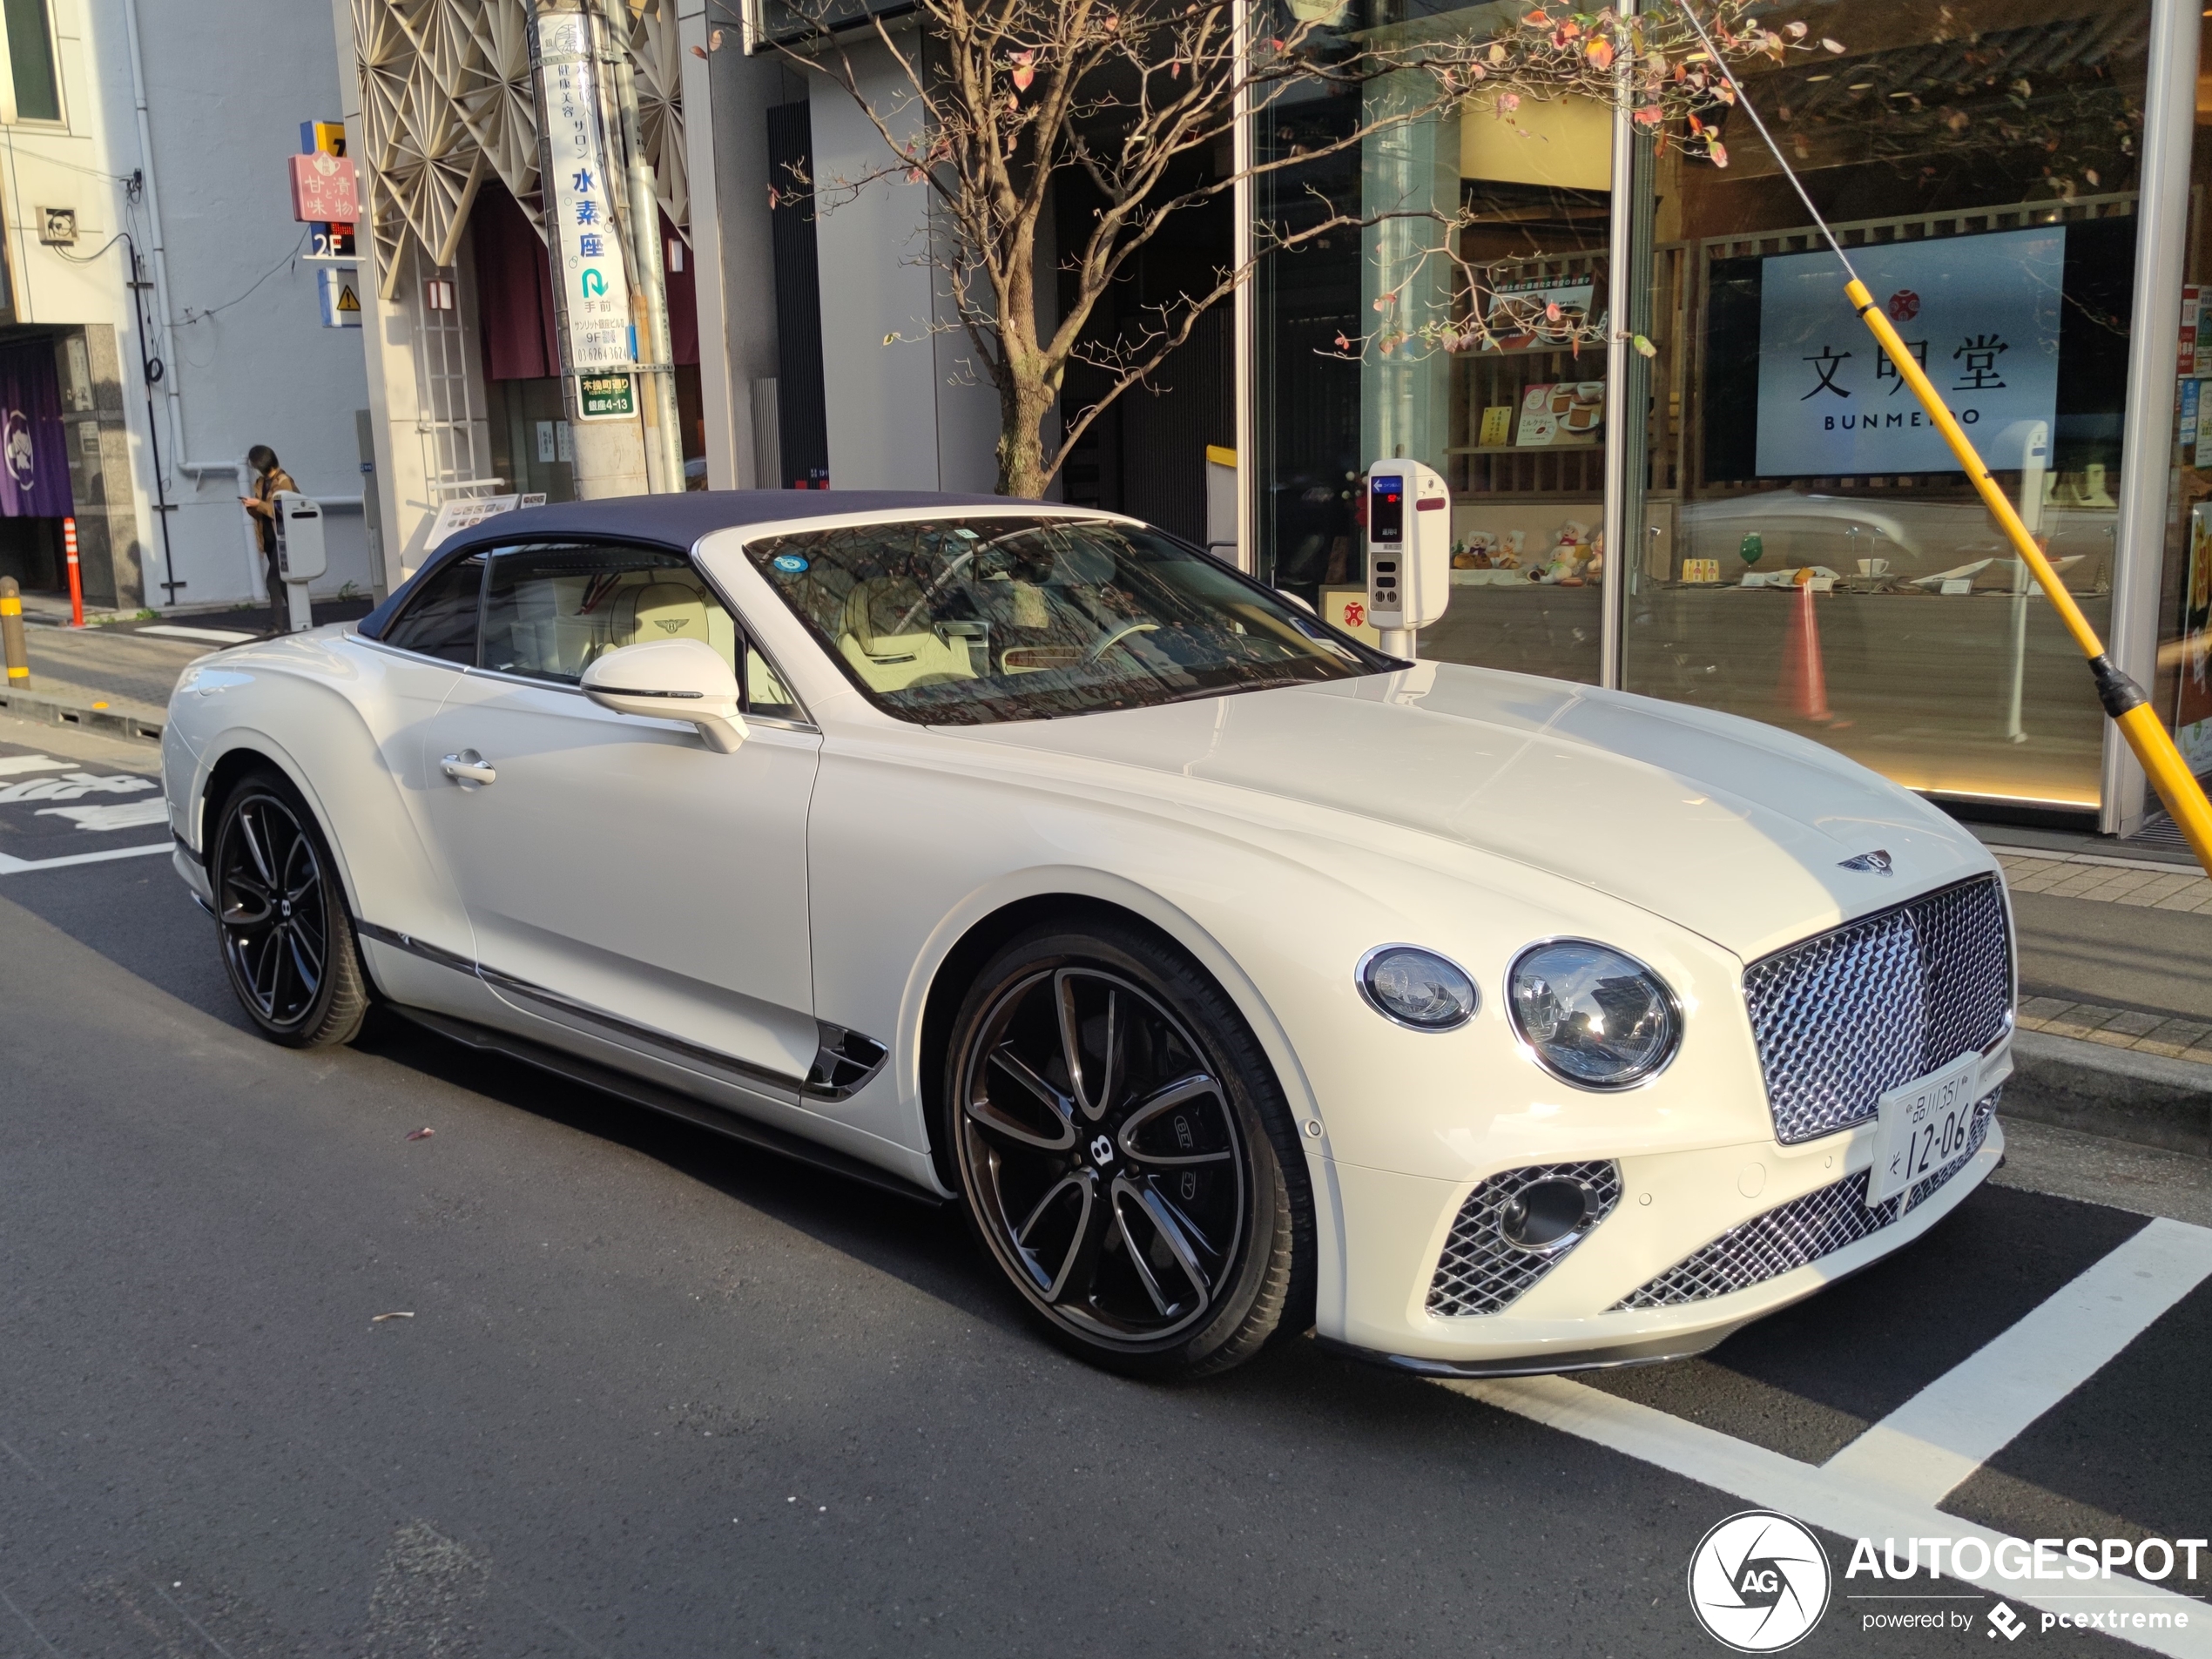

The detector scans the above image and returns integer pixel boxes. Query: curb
[2003,1029,2212,1158]
[0,686,164,744]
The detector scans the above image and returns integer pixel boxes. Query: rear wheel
[211,770,369,1049]
[944,921,1312,1379]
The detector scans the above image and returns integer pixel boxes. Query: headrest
[622,581,709,645]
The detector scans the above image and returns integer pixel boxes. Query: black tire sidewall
[942,919,1310,1379]
[211,768,362,1047]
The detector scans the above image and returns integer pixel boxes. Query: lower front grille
[1611,1096,1997,1312]
[1427,1161,1622,1317]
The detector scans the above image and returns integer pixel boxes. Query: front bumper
[1319,1109,2005,1372]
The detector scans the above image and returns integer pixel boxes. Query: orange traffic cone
[1777,577,1831,723]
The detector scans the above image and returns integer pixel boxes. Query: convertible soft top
[360,489,1040,640]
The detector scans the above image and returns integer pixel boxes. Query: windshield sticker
[771,553,809,575]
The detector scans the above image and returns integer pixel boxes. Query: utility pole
[599,0,685,494]
[527,0,678,496]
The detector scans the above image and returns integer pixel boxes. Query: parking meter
[1365,460,1451,658]
[273,491,327,634]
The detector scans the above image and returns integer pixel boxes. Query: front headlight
[1507,940,1679,1089]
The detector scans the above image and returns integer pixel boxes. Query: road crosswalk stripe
[0,842,172,876]
[1822,1217,2212,1507]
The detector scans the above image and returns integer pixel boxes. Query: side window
[381,555,484,665]
[482,542,738,685]
[741,643,804,722]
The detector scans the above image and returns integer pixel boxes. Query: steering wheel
[1084,622,1159,664]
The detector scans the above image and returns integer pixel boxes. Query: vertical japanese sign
[533,11,635,415]
[1753,226,2064,475]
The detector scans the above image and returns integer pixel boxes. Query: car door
[418,539,823,1094]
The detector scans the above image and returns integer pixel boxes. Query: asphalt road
[0,763,2203,1654]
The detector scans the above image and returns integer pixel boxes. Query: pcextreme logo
[1687,1510,1833,1652]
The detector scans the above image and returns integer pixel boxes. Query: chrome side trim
[354,918,886,1105]
[382,1004,947,1206]
[474,962,806,1098]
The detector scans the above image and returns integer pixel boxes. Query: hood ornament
[1839,849,1893,874]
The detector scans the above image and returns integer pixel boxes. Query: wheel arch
[906,873,1325,1195]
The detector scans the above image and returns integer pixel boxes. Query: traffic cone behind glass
[1777,577,1831,724]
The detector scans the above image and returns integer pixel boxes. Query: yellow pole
[1842,280,2212,875]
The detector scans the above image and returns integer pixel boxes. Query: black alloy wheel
[947,924,1312,1379]
[212,772,370,1048]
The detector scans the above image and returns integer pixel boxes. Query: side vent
[806,1023,889,1101]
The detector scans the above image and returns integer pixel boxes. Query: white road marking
[0,842,172,875]
[0,772,158,804]
[1451,1373,2212,1658]
[1823,1217,2212,1507]
[137,624,256,644]
[0,755,70,777]
[35,800,172,833]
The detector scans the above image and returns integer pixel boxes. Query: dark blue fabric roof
[359,489,1036,640]
[450,489,1027,555]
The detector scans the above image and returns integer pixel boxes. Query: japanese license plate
[1867,1051,1984,1210]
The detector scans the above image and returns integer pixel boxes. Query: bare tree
[730,0,1830,497]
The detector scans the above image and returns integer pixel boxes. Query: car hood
[937,663,1994,963]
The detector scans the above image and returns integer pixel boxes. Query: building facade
[0,0,374,615]
[340,0,2212,843]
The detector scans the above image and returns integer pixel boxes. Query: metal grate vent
[1427,1161,1622,1318]
[1612,1096,1995,1311]
[1745,876,2010,1145]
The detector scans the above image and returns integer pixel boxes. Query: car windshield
[744,516,1391,725]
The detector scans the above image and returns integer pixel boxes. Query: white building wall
[0,0,377,612]
[106,0,373,606]
[807,39,998,492]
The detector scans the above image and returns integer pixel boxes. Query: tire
[209,768,371,1049]
[942,919,1313,1379]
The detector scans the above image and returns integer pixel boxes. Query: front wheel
[211,769,370,1048]
[943,921,1312,1379]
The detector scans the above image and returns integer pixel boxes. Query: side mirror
[581,638,748,753]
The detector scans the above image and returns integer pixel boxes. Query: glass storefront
[1620,0,2148,811]
[1258,0,1615,683]
[1251,0,2195,820]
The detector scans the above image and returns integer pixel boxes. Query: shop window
[1256,13,1615,684]
[3,0,60,125]
[1618,0,2150,811]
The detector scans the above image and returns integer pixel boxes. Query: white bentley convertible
[163,493,2013,1380]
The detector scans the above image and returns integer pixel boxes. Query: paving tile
[2017,995,2075,1022]
[2098,1009,2163,1038]
[2040,1004,2121,1040]
[2135,1018,2212,1058]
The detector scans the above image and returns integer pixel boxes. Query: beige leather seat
[611,581,711,646]
[838,577,974,691]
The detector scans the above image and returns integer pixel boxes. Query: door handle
[440,752,497,786]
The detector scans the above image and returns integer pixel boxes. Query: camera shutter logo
[1686,1510,1831,1652]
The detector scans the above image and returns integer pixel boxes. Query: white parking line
[1452,1372,2212,1656]
[0,842,172,876]
[1445,1216,2212,1658]
[0,754,71,777]
[1824,1218,2212,1506]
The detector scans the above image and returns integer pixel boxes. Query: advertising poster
[2177,503,2212,775]
[534,13,636,397]
[1754,226,2063,475]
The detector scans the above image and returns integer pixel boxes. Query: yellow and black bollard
[0,575,28,691]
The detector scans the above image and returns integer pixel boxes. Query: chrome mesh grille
[1612,1096,1996,1311]
[1745,876,2011,1145]
[1427,1161,1622,1317]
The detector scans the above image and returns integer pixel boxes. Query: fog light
[1499,1178,1595,1253]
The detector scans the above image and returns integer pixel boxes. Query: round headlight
[1507,940,1679,1089]
[1358,945,1478,1031]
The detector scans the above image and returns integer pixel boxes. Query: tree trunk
[995,372,1055,499]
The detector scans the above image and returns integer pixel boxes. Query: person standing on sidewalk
[238,446,297,635]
